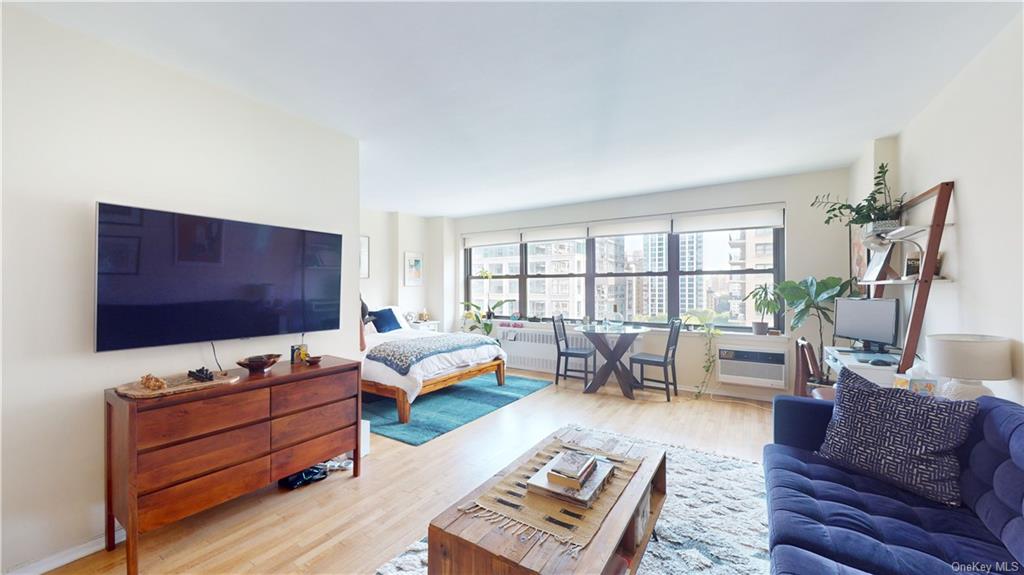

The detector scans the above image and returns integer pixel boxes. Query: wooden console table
[105,355,361,574]
[428,427,667,575]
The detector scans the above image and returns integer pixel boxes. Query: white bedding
[361,328,506,402]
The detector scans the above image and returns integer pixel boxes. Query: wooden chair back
[794,337,827,397]
[664,318,683,361]
[552,314,568,351]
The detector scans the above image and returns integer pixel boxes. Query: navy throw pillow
[370,308,402,333]
[817,368,978,506]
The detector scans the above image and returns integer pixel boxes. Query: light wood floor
[55,370,772,574]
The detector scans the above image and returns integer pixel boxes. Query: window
[593,233,668,322]
[525,239,586,319]
[467,243,521,316]
[464,220,783,330]
[678,228,782,329]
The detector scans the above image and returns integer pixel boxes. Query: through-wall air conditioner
[716,345,787,389]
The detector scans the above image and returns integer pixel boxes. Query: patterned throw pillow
[817,369,979,506]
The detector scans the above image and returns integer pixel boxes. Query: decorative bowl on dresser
[105,355,361,575]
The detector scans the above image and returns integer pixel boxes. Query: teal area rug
[362,374,551,446]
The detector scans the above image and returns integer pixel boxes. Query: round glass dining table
[574,324,651,399]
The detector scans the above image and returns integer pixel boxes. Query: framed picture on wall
[404,251,423,286]
[359,236,370,278]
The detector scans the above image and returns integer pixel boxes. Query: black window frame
[464,226,785,332]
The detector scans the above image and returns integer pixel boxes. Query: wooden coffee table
[428,427,667,574]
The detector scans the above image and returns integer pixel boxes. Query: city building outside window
[464,222,783,330]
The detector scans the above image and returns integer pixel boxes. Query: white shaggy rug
[376,427,770,574]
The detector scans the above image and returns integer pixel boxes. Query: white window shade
[587,217,671,238]
[462,230,522,248]
[672,205,785,233]
[521,225,589,243]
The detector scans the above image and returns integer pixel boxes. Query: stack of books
[527,450,615,508]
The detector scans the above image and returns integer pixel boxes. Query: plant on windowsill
[742,283,783,336]
[460,270,512,337]
[683,309,722,399]
[810,163,904,237]
[775,276,853,373]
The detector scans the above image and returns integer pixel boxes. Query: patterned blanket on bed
[366,333,500,376]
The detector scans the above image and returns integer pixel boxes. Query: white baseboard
[7,527,125,575]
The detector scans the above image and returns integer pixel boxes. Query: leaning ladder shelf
[860,181,953,374]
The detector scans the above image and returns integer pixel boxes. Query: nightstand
[411,320,440,332]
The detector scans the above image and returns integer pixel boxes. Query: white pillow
[386,306,411,329]
[364,321,379,335]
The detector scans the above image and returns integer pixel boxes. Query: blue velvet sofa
[764,395,1024,575]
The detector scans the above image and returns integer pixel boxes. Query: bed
[360,316,506,424]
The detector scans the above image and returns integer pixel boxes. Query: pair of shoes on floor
[277,458,353,490]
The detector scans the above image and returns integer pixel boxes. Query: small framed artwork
[904,253,943,279]
[903,256,921,279]
[175,214,224,265]
[98,235,141,275]
[404,251,423,286]
[359,236,370,279]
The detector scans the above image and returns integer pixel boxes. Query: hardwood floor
[55,370,772,574]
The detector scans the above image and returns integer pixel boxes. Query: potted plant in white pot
[811,163,904,238]
[743,283,782,335]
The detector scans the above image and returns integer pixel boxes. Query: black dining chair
[552,314,596,387]
[629,318,682,401]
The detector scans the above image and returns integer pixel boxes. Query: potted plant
[461,301,511,336]
[743,284,782,335]
[682,309,722,399]
[776,276,852,373]
[460,270,512,336]
[811,163,904,238]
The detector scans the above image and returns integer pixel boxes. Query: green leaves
[776,276,852,331]
[743,283,782,321]
[810,163,903,226]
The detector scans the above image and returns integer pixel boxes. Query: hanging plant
[683,310,722,399]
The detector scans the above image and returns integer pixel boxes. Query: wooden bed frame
[361,358,505,424]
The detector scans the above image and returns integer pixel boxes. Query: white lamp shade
[927,334,1012,381]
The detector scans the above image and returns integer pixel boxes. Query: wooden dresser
[105,356,361,575]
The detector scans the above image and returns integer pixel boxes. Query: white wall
[896,14,1023,402]
[1,8,360,571]
[426,217,457,330]
[359,208,396,309]
[452,168,852,401]
[358,209,441,319]
[395,213,429,314]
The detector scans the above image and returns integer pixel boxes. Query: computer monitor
[833,297,900,352]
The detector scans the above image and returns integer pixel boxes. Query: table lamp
[927,334,1012,400]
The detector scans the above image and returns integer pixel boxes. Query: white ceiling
[25,2,1021,217]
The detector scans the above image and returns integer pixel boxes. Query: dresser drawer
[137,422,270,493]
[138,456,270,532]
[272,398,356,450]
[137,388,269,450]
[271,370,357,416]
[271,425,356,481]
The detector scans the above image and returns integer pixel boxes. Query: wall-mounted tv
[96,203,342,352]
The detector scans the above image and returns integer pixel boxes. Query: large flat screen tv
[96,203,342,352]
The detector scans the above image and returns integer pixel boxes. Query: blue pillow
[817,368,978,505]
[370,308,402,333]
